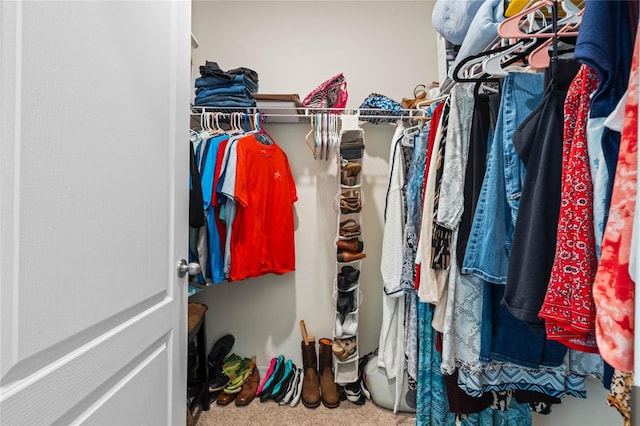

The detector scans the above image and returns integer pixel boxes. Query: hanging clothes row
[380,1,639,425]
[189,112,298,284]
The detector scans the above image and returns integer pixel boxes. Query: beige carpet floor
[196,398,416,425]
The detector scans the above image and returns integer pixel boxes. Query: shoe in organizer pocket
[337,265,360,291]
[339,219,361,238]
[340,190,361,214]
[336,289,357,323]
[335,313,358,338]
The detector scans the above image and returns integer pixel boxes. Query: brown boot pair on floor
[300,338,340,408]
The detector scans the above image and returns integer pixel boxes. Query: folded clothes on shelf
[194,61,259,108]
[195,84,256,98]
[199,61,258,83]
[194,94,256,108]
[195,74,259,93]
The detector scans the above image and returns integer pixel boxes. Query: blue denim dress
[461,72,544,283]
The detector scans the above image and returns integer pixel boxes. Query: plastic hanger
[410,101,434,130]
[402,118,423,141]
[205,112,220,137]
[324,113,330,160]
[526,15,580,68]
[198,112,210,139]
[225,113,235,135]
[190,129,201,144]
[241,113,250,132]
[253,112,275,145]
[453,38,511,82]
[222,113,232,135]
[201,112,210,133]
[314,114,322,159]
[319,114,327,160]
[315,113,324,159]
[305,114,317,157]
[499,1,550,38]
[477,81,500,95]
[244,113,253,133]
[482,37,539,77]
[453,34,550,82]
[194,113,212,172]
[498,0,580,39]
[324,113,331,161]
[415,95,446,109]
[236,112,254,135]
[324,113,335,161]
[453,42,518,82]
[327,113,335,161]
[213,112,225,135]
[471,81,501,106]
[330,113,339,161]
[401,130,418,147]
[236,113,246,134]
[226,112,243,136]
[206,112,216,134]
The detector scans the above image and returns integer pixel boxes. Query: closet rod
[190,106,432,121]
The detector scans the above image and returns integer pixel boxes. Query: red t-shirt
[229,134,298,281]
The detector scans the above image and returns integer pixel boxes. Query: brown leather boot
[336,238,363,253]
[301,340,321,408]
[336,250,367,262]
[318,338,340,408]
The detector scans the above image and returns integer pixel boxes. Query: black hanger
[452,38,548,83]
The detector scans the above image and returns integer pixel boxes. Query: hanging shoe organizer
[332,115,365,385]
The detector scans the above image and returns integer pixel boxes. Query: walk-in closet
[1,1,637,425]
[186,1,636,425]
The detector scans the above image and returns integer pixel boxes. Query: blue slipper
[259,355,284,402]
[269,360,294,401]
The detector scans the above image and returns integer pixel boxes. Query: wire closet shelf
[190,106,433,123]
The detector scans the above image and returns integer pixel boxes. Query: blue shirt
[200,134,229,284]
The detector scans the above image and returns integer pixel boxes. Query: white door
[1,1,191,425]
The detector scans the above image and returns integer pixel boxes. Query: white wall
[190,2,621,425]
[191,1,439,108]
[533,379,620,426]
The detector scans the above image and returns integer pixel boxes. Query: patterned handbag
[301,73,348,110]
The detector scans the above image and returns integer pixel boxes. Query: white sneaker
[336,314,358,337]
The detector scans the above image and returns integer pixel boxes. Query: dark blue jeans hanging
[480,282,567,369]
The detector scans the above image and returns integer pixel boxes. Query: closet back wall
[190,0,438,371]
